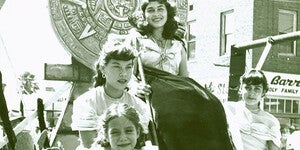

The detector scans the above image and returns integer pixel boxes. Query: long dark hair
[140,0,178,39]
[93,35,136,87]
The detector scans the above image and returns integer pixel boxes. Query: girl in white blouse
[128,0,189,77]
[225,69,281,150]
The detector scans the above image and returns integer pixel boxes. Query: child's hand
[136,83,152,99]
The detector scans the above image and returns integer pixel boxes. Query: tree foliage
[18,72,39,95]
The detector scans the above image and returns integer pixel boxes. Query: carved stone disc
[49,0,140,68]
[49,0,187,69]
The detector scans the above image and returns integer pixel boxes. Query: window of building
[187,20,196,59]
[220,10,234,56]
[264,97,300,115]
[278,9,297,56]
[189,5,193,11]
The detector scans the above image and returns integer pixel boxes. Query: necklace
[150,35,169,70]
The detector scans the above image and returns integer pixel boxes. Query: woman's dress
[138,37,184,75]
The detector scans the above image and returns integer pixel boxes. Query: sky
[0,0,71,109]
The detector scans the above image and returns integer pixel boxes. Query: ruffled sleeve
[71,89,100,131]
[252,111,282,148]
[241,108,282,148]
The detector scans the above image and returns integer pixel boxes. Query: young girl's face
[106,116,140,150]
[144,1,168,29]
[102,59,133,91]
[241,83,264,106]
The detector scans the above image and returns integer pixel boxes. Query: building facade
[188,0,300,132]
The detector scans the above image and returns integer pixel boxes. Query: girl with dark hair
[91,103,158,150]
[127,2,235,150]
[128,0,188,77]
[224,69,281,150]
[71,35,151,149]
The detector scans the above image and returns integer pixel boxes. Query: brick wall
[253,0,300,74]
[191,0,254,101]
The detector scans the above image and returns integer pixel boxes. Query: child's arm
[79,130,98,148]
[71,91,99,148]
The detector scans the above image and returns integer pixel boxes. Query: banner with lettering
[264,71,300,98]
[196,78,229,102]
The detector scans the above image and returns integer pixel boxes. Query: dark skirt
[143,67,235,150]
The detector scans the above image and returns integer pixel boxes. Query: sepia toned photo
[0,0,299,149]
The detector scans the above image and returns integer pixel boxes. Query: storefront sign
[264,71,300,97]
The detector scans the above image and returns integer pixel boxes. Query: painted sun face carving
[105,0,137,21]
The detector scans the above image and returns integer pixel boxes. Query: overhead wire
[0,33,23,97]
[0,33,18,80]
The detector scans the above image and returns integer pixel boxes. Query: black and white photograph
[0,0,300,149]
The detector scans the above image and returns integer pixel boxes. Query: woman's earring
[102,74,106,78]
